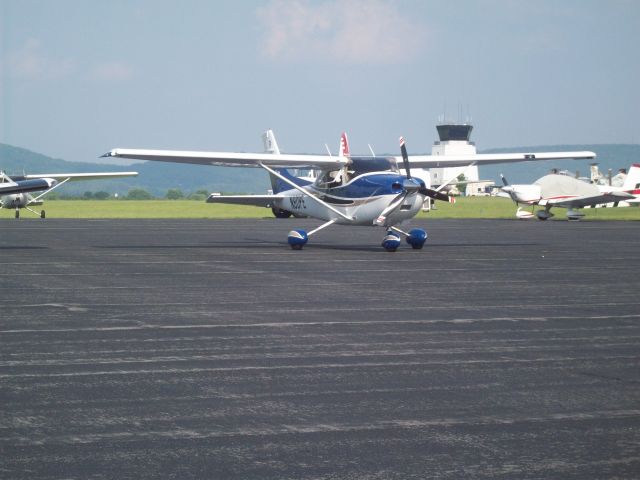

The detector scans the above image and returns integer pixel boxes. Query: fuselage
[272,156,426,226]
[0,193,32,209]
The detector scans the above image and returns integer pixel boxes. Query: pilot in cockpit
[318,169,343,188]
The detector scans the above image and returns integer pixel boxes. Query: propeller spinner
[399,136,455,203]
[377,137,455,225]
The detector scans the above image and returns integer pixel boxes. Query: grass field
[1,197,639,220]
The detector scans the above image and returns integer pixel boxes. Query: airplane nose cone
[403,178,421,193]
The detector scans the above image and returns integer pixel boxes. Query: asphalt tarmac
[1,218,639,479]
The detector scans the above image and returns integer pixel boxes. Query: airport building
[428,122,493,196]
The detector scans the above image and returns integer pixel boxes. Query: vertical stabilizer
[262,129,281,154]
[260,129,309,194]
[623,164,640,191]
[339,132,350,158]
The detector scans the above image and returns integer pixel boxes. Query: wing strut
[29,177,72,204]
[258,163,353,222]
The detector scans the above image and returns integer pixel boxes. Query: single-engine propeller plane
[0,171,138,218]
[500,163,640,220]
[102,131,595,251]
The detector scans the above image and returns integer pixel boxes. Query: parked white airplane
[500,163,640,220]
[102,131,595,250]
[0,171,138,218]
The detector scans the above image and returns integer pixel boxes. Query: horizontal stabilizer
[206,194,284,207]
[23,172,138,181]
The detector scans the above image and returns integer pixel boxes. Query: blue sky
[1,0,638,163]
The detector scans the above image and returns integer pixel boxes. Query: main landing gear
[287,219,337,250]
[286,220,427,252]
[271,207,292,218]
[14,208,45,219]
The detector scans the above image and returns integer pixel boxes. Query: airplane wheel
[15,210,19,219]
[272,207,292,218]
[406,228,427,249]
[382,232,401,252]
[41,210,46,219]
[287,230,308,250]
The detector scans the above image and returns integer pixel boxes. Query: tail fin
[623,164,640,191]
[339,132,350,158]
[262,129,281,154]
[262,130,283,193]
[260,130,311,194]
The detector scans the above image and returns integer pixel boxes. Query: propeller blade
[375,191,409,226]
[499,175,520,203]
[499,185,518,203]
[399,136,411,179]
[420,186,455,203]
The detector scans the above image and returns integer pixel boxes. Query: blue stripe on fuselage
[315,173,409,198]
[270,169,313,194]
[275,171,422,200]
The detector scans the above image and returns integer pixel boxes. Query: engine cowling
[507,184,542,204]
[2,193,29,208]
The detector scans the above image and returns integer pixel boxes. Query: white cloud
[3,39,133,83]
[6,38,76,80]
[256,0,426,65]
[89,61,134,81]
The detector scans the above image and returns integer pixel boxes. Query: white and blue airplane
[0,171,138,218]
[102,131,595,251]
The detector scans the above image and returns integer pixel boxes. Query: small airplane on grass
[102,131,594,251]
[499,163,640,220]
[0,171,138,218]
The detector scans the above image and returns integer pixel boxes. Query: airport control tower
[429,122,480,191]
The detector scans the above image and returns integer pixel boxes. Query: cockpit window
[314,156,397,188]
[350,156,397,175]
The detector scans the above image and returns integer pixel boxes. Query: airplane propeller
[377,137,455,225]
[399,136,412,179]
[499,174,518,202]
[419,185,454,203]
[400,136,455,203]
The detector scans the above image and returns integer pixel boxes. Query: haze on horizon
[1,0,638,164]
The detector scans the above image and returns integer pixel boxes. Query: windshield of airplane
[315,156,397,188]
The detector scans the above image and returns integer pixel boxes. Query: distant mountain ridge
[1,142,638,195]
[0,143,268,196]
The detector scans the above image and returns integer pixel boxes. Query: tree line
[46,188,212,200]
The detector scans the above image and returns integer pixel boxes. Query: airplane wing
[403,151,596,168]
[18,172,138,204]
[546,191,635,208]
[102,149,347,169]
[206,194,285,207]
[23,172,138,181]
[102,148,595,169]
